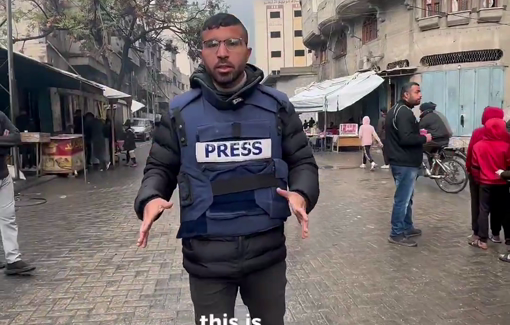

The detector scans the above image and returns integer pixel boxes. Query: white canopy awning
[290,71,385,113]
[49,66,135,103]
[131,100,145,113]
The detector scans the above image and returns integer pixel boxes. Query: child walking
[471,118,510,250]
[359,116,383,170]
[123,119,137,167]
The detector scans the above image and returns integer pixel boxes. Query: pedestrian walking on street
[466,107,505,245]
[0,111,36,275]
[470,118,510,250]
[359,116,383,170]
[123,120,137,167]
[84,113,110,171]
[384,82,432,247]
[377,108,390,169]
[134,13,319,325]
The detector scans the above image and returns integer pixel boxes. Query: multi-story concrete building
[301,0,509,136]
[254,0,314,76]
[6,0,170,130]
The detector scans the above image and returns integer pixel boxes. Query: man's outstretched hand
[277,188,309,239]
[137,198,173,248]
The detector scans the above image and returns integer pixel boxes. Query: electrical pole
[7,0,20,180]
[152,67,155,125]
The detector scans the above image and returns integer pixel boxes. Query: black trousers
[189,260,287,325]
[469,175,480,235]
[382,141,389,165]
[362,145,374,164]
[477,184,510,243]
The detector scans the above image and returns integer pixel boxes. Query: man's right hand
[137,198,173,248]
[425,133,432,143]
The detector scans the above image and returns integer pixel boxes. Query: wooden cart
[41,134,85,176]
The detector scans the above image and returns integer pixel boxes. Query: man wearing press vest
[134,13,320,325]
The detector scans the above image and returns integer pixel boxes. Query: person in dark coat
[133,13,319,324]
[123,119,137,167]
[419,102,452,151]
[84,113,109,171]
[83,112,94,166]
[103,113,114,166]
[377,108,389,168]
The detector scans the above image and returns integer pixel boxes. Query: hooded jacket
[359,116,381,146]
[472,118,510,185]
[134,63,320,278]
[466,107,505,177]
[419,107,452,144]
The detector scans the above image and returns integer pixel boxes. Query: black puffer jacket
[134,64,320,278]
[419,109,451,144]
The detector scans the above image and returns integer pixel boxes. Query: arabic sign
[339,124,358,136]
[264,0,299,3]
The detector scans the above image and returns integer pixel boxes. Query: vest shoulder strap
[258,85,293,110]
[169,88,202,148]
[256,85,291,136]
[169,88,202,112]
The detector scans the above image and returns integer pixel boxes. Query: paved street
[1,144,510,325]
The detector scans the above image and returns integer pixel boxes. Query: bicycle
[422,147,468,194]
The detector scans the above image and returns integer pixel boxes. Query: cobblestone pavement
[0,145,509,325]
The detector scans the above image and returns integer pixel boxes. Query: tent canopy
[0,46,103,95]
[131,100,145,113]
[289,71,384,113]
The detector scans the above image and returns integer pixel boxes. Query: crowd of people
[466,106,510,263]
[376,82,510,262]
[73,110,138,170]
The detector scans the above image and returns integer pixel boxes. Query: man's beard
[209,66,245,88]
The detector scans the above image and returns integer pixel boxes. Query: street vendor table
[337,123,361,149]
[41,134,85,176]
[20,132,51,178]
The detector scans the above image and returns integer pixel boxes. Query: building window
[271,51,282,58]
[450,0,471,12]
[294,30,303,37]
[294,10,302,17]
[270,11,281,19]
[424,0,441,17]
[420,49,503,66]
[362,14,378,44]
[308,49,312,53]
[295,50,305,57]
[270,31,281,38]
[481,0,499,7]
[333,32,347,58]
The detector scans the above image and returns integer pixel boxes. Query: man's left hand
[3,130,9,136]
[277,188,309,239]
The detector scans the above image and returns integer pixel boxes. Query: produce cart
[41,134,85,176]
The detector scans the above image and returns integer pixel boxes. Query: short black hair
[202,13,249,45]
[401,82,420,98]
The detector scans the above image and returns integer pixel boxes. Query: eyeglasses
[202,38,245,52]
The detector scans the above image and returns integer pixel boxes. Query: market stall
[290,71,384,150]
[42,134,85,176]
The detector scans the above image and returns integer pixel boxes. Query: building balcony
[318,0,342,35]
[302,12,323,49]
[335,0,383,19]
